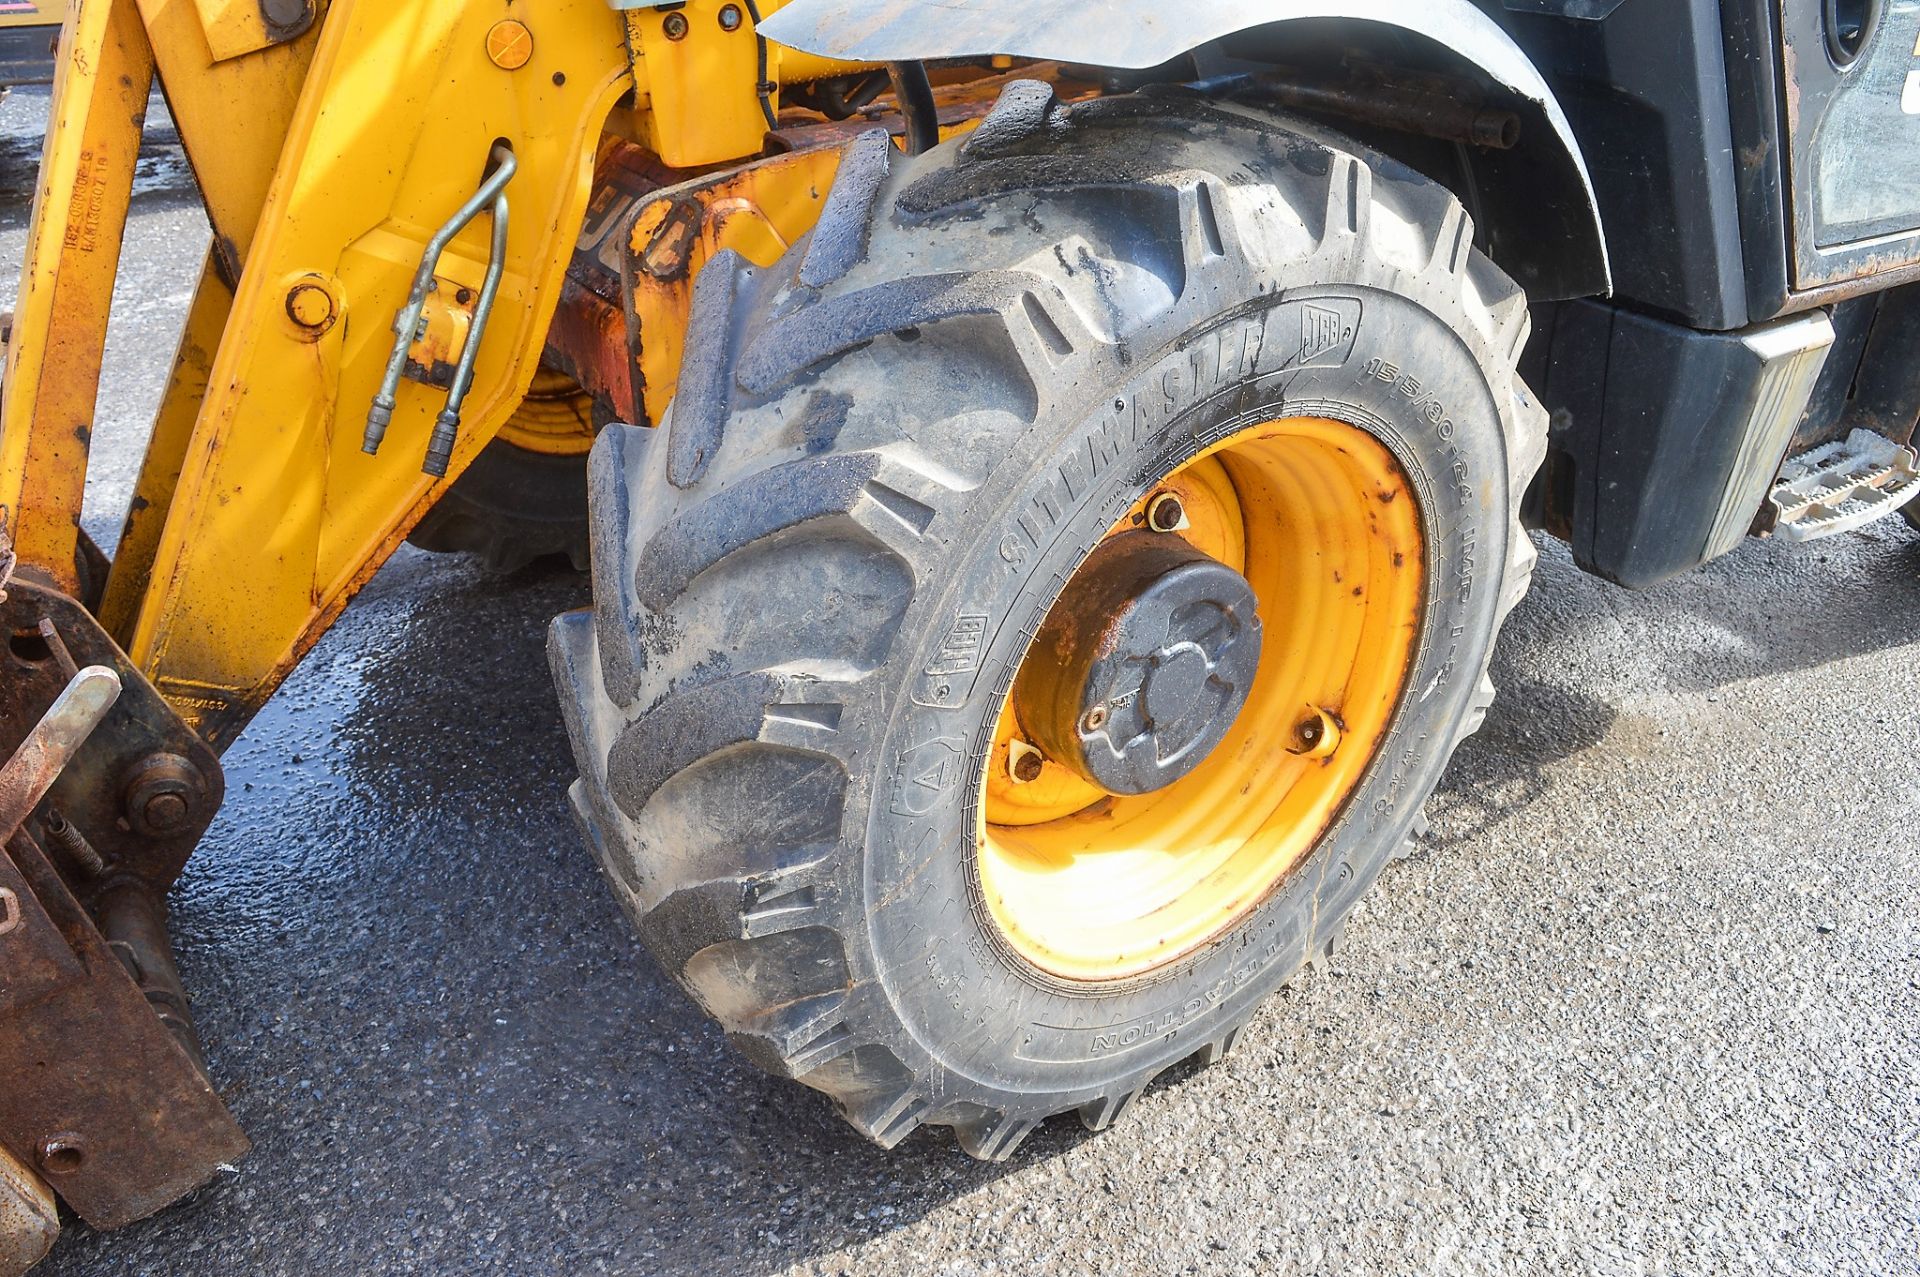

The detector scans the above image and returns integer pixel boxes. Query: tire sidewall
[857,284,1511,1100]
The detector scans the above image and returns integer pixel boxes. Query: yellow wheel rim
[978,416,1425,982]
[497,368,597,456]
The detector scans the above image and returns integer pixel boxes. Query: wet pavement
[4,87,1918,1276]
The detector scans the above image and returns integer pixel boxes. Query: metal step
[1768,428,1920,542]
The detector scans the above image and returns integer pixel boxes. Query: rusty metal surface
[545,73,1024,430]
[0,666,120,838]
[1774,0,1920,293]
[0,830,248,1230]
[541,137,681,427]
[0,578,224,896]
[0,1143,57,1277]
[0,839,85,1016]
[0,577,246,1231]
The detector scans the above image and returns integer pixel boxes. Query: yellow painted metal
[985,455,1245,828]
[93,0,329,640]
[131,0,330,276]
[0,0,154,593]
[95,251,233,645]
[621,0,869,167]
[627,145,843,424]
[0,4,55,31]
[774,44,872,84]
[496,369,595,457]
[123,0,632,745]
[186,0,301,62]
[979,417,1427,982]
[406,279,478,384]
[624,0,770,168]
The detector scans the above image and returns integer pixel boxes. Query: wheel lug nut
[1008,740,1045,784]
[1290,709,1341,759]
[1146,491,1186,533]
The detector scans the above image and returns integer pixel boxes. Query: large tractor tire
[550,83,1545,1158]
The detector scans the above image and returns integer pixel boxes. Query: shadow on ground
[1426,525,1920,849]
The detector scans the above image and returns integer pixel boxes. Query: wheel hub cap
[1015,535,1261,795]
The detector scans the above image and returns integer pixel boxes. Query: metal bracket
[186,0,314,63]
[0,577,244,1231]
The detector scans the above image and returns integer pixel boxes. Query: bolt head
[1146,491,1186,533]
[1290,709,1342,759]
[122,753,205,838]
[259,0,310,36]
[662,11,689,39]
[145,791,189,830]
[718,3,744,30]
[1010,746,1044,784]
[285,282,335,332]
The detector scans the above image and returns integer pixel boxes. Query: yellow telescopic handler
[3,0,1916,1267]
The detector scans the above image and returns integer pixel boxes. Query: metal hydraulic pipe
[423,181,511,478]
[362,144,520,456]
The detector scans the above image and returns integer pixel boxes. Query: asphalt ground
[3,87,1917,1277]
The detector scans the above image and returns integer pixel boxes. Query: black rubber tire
[550,83,1546,1159]
[408,439,590,573]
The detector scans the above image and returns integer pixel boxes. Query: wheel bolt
[145,792,188,829]
[122,753,204,837]
[1008,741,1044,784]
[285,281,336,334]
[662,11,689,40]
[1291,709,1341,759]
[1146,491,1185,533]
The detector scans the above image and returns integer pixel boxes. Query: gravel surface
[4,87,1917,1277]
